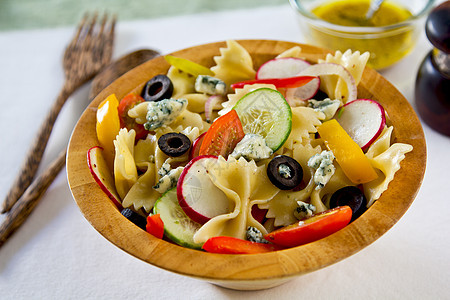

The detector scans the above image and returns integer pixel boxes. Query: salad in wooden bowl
[67,40,426,290]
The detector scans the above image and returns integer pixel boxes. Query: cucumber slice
[233,88,292,152]
[153,188,203,249]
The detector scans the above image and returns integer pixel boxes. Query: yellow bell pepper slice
[317,119,378,184]
[164,55,214,77]
[96,94,120,168]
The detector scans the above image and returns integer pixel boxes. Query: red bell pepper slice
[264,206,352,248]
[231,75,317,89]
[146,214,164,239]
[202,236,284,254]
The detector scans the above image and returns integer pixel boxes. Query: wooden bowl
[67,40,426,290]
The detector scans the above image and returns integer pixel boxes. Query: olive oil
[312,0,411,27]
[309,0,415,69]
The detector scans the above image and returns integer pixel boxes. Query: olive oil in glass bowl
[289,0,436,69]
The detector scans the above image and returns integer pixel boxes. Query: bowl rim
[66,39,427,286]
[289,0,436,33]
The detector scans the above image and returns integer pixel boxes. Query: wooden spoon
[0,49,160,248]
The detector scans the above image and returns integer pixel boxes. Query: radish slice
[256,57,320,104]
[335,99,386,150]
[87,146,122,209]
[285,78,321,104]
[204,95,225,122]
[189,132,206,160]
[256,57,311,79]
[298,63,357,103]
[177,155,231,224]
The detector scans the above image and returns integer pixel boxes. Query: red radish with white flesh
[256,57,320,102]
[285,78,321,104]
[177,155,231,224]
[336,99,386,150]
[298,63,357,103]
[87,146,122,209]
[189,132,206,160]
[256,57,311,79]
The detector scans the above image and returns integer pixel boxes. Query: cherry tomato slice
[231,75,316,89]
[146,214,164,239]
[264,206,352,248]
[198,110,245,157]
[118,93,147,141]
[202,236,284,254]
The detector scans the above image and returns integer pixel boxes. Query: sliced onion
[298,63,357,103]
[205,95,225,122]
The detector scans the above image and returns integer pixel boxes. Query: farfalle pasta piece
[134,134,157,171]
[218,83,276,116]
[263,172,316,227]
[363,126,413,207]
[167,66,196,98]
[181,93,210,113]
[365,126,392,159]
[122,162,160,212]
[276,46,303,58]
[282,106,324,151]
[193,157,279,243]
[318,50,370,103]
[113,128,138,199]
[211,40,256,87]
[260,142,321,226]
[168,109,206,133]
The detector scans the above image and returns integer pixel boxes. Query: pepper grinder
[415,1,450,136]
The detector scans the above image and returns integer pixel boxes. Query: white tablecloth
[1,4,449,299]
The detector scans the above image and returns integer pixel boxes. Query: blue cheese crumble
[307,150,336,190]
[246,226,268,244]
[229,133,273,161]
[308,98,341,120]
[153,163,184,194]
[195,75,226,95]
[144,98,187,131]
[278,164,291,179]
[294,200,316,220]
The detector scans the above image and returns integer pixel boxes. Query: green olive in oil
[307,0,415,69]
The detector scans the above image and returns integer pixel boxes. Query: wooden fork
[1,13,115,213]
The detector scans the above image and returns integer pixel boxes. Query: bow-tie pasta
[193,157,279,243]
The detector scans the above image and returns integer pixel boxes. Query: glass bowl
[289,0,436,69]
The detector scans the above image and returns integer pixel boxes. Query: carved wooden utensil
[0,49,160,248]
[1,13,116,214]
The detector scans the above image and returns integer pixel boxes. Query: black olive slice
[267,155,303,190]
[121,208,147,231]
[141,74,174,102]
[329,186,367,221]
[158,132,191,157]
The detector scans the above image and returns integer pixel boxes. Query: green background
[0,0,287,31]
